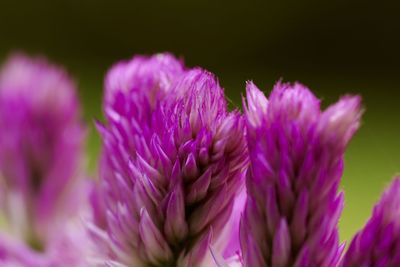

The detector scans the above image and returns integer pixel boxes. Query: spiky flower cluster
[240,82,362,267]
[95,54,247,267]
[0,52,398,267]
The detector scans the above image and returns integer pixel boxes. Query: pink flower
[94,54,248,267]
[239,81,362,267]
[0,54,89,266]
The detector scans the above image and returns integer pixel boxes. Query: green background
[1,1,399,244]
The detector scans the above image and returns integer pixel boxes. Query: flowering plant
[0,52,397,267]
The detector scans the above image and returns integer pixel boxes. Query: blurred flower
[239,82,362,267]
[0,54,89,266]
[94,54,248,267]
[341,177,400,267]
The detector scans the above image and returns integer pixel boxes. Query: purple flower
[0,54,89,266]
[240,82,362,267]
[95,54,248,266]
[341,177,400,267]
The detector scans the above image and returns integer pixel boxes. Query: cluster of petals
[0,52,399,267]
[238,82,362,267]
[93,54,247,267]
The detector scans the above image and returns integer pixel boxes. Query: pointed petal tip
[319,94,363,147]
[244,81,268,128]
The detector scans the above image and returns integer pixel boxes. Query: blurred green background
[1,0,399,243]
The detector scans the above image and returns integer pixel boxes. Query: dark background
[1,0,399,242]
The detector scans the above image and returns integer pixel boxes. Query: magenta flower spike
[0,54,88,266]
[341,177,400,267]
[96,54,248,267]
[240,82,362,267]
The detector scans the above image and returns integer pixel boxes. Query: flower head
[240,81,362,267]
[96,54,247,267]
[0,54,88,266]
[341,177,400,267]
